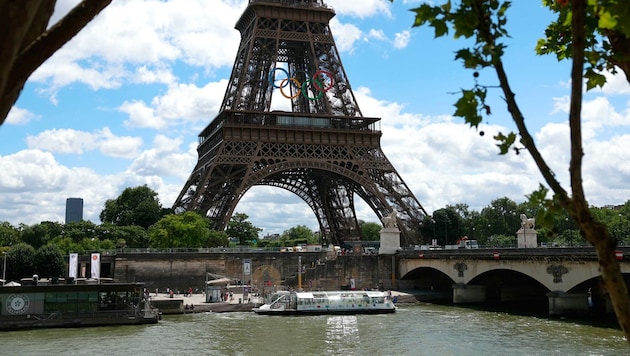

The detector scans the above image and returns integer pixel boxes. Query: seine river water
[0,304,627,355]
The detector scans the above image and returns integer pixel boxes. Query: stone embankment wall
[113,251,396,293]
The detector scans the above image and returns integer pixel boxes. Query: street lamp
[444,220,448,247]
[617,213,623,243]
[2,252,6,285]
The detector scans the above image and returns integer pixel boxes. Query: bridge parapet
[399,246,630,261]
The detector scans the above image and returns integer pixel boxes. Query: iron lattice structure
[174,0,428,246]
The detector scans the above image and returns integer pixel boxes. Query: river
[0,303,627,355]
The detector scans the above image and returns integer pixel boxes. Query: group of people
[161,287,197,298]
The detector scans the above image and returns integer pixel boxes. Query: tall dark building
[65,198,83,224]
[173,0,428,246]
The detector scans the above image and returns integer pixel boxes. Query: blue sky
[2,0,629,237]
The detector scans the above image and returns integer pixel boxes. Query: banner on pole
[90,253,100,279]
[69,253,78,279]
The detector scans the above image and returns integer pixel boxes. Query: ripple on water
[0,305,627,356]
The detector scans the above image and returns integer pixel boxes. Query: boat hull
[0,313,159,331]
[253,308,395,316]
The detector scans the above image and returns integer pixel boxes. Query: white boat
[253,290,396,315]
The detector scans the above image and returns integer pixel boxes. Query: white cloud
[368,29,387,41]
[327,0,392,18]
[33,0,245,96]
[599,69,630,95]
[330,20,364,53]
[6,107,38,125]
[119,80,227,129]
[393,30,411,49]
[25,128,143,159]
[128,135,196,181]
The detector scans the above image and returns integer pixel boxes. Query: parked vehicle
[445,237,479,249]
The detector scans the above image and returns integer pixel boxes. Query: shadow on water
[405,289,622,331]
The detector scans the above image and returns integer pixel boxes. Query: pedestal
[379,228,401,255]
[517,228,538,248]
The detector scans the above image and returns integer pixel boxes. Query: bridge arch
[398,257,624,294]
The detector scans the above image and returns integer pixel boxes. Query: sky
[2,0,630,237]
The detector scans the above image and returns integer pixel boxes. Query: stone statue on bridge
[517,214,537,248]
[380,210,401,254]
[520,214,536,230]
[382,210,399,229]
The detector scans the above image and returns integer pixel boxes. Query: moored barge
[0,281,159,330]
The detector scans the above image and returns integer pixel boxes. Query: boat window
[44,291,99,313]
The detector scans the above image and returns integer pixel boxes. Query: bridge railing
[398,246,630,260]
[104,246,332,255]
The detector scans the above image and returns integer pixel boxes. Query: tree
[0,1,112,126]
[63,220,98,243]
[19,221,62,249]
[96,224,149,248]
[0,221,20,247]
[225,213,262,246]
[100,185,164,229]
[148,212,226,248]
[5,242,36,281]
[359,221,382,241]
[430,207,463,246]
[479,197,520,238]
[281,225,317,245]
[34,244,65,279]
[207,229,229,248]
[399,0,630,340]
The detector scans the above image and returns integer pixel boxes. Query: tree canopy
[33,244,65,279]
[148,212,228,248]
[99,185,165,229]
[359,221,382,241]
[5,243,36,281]
[225,213,262,246]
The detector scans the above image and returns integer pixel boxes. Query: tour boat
[0,280,160,330]
[253,290,396,315]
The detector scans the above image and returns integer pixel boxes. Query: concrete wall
[112,252,396,293]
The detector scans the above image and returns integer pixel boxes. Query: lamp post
[617,213,623,242]
[444,220,448,247]
[2,252,6,285]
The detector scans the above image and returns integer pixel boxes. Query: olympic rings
[268,68,335,101]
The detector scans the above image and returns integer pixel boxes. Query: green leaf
[584,68,607,90]
[432,21,449,37]
[454,90,482,127]
[598,11,618,30]
[493,131,517,155]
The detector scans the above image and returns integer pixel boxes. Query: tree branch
[0,0,112,126]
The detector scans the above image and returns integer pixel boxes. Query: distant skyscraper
[65,198,83,223]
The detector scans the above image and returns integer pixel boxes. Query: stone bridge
[397,247,630,315]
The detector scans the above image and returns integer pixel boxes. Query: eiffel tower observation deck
[173,0,429,246]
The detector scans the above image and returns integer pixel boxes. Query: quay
[149,290,260,314]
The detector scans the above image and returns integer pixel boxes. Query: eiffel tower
[173,0,428,246]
